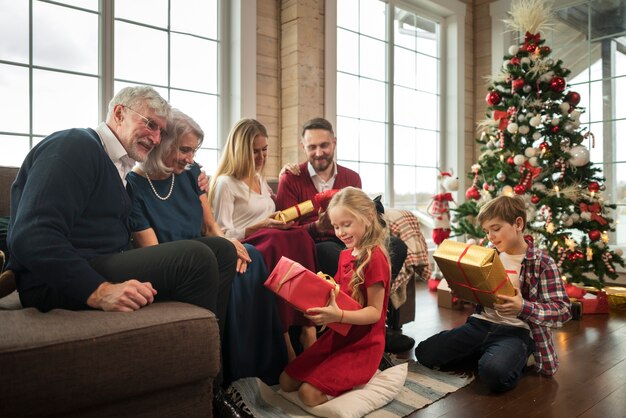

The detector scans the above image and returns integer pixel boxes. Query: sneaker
[385,329,415,354]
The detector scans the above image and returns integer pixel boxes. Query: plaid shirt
[517,238,571,376]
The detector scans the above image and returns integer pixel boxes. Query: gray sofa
[0,166,220,417]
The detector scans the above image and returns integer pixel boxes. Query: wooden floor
[398,282,626,418]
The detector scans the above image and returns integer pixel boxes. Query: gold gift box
[604,286,626,311]
[433,240,515,309]
[274,200,315,223]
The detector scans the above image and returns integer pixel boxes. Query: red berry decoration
[550,76,566,92]
[486,91,502,106]
[465,186,481,200]
[507,156,516,165]
[510,57,521,66]
[531,194,540,204]
[588,182,600,193]
[539,142,550,151]
[552,126,560,133]
[588,230,601,242]
[512,78,525,91]
[565,91,581,106]
[541,46,551,55]
[514,184,526,195]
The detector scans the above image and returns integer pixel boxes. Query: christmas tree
[452,0,624,288]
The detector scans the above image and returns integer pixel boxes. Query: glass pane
[394,47,416,89]
[415,17,437,58]
[0,135,30,167]
[416,129,438,167]
[0,64,30,133]
[358,120,386,163]
[394,86,417,127]
[115,21,168,85]
[336,73,359,118]
[33,2,98,74]
[337,0,359,32]
[171,34,217,93]
[115,0,168,28]
[394,126,416,166]
[54,0,98,11]
[416,54,438,94]
[587,79,604,123]
[415,167,438,207]
[590,2,626,41]
[394,165,416,202]
[359,35,386,81]
[195,148,218,178]
[416,91,438,131]
[359,78,385,122]
[359,162,386,197]
[171,0,217,39]
[0,0,28,63]
[359,0,385,41]
[587,122,603,164]
[395,11,416,50]
[616,119,626,162]
[615,76,626,120]
[337,29,359,74]
[114,81,169,101]
[336,117,359,161]
[33,70,98,136]
[169,90,218,149]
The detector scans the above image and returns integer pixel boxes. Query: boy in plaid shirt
[416,195,571,392]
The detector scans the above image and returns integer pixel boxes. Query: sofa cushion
[0,300,219,417]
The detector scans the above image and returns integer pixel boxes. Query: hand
[87,280,157,312]
[493,288,523,317]
[305,289,341,326]
[265,215,294,230]
[279,163,300,177]
[197,170,209,193]
[230,238,251,274]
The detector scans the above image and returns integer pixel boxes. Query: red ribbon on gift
[312,189,340,211]
[493,110,509,131]
[580,202,608,225]
[455,245,510,304]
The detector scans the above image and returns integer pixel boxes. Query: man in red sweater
[276,118,414,354]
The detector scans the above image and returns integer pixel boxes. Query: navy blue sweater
[8,128,132,303]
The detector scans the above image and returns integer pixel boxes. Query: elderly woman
[127,109,287,385]
[208,118,319,361]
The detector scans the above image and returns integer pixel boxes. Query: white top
[308,161,338,192]
[472,251,530,331]
[95,122,135,186]
[212,174,275,240]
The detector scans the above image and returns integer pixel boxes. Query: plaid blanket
[384,209,431,309]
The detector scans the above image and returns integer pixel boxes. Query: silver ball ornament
[496,171,507,182]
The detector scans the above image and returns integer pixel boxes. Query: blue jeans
[415,316,534,392]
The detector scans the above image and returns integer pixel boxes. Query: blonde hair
[327,187,390,306]
[477,195,527,230]
[208,118,268,204]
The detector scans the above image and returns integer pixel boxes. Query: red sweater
[275,162,361,224]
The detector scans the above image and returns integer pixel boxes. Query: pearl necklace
[146,172,175,201]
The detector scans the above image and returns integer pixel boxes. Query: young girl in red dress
[279,186,391,406]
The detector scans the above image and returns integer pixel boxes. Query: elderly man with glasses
[7,86,236,329]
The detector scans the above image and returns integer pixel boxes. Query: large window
[333,0,463,213]
[545,1,626,246]
[0,0,221,173]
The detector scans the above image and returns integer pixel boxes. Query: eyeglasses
[178,146,199,156]
[125,106,167,137]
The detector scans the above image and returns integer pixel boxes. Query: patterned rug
[227,359,474,417]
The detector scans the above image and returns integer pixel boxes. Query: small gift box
[274,189,340,223]
[571,291,609,314]
[604,286,626,311]
[264,256,361,335]
[436,279,464,310]
[432,240,515,309]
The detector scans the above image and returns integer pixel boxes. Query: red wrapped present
[264,256,361,335]
[572,291,609,315]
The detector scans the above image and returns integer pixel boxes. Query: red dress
[284,246,390,397]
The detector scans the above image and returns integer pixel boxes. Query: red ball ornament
[526,43,536,52]
[510,57,521,66]
[507,156,516,165]
[512,78,525,91]
[531,194,540,204]
[514,184,526,195]
[588,230,601,242]
[465,186,481,200]
[550,76,566,92]
[539,142,550,151]
[565,91,581,106]
[483,182,491,191]
[567,253,577,262]
[486,91,502,106]
[588,182,600,193]
[541,46,551,55]
[552,126,560,133]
